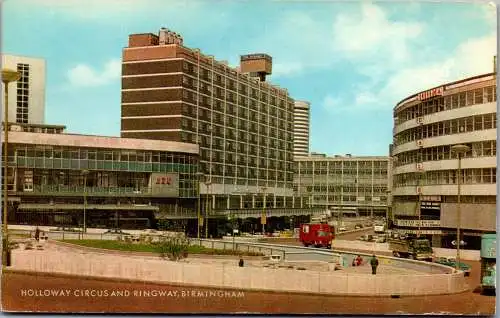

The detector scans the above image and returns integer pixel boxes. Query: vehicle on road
[388,234,433,261]
[357,234,374,242]
[480,233,496,294]
[373,221,386,234]
[434,257,471,276]
[299,223,334,248]
[354,224,364,229]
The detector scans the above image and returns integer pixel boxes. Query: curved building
[293,100,310,157]
[391,73,496,249]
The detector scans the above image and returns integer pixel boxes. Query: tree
[154,233,191,261]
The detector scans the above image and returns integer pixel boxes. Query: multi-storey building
[293,154,392,218]
[293,100,310,157]
[392,72,496,249]
[121,28,307,220]
[1,54,45,124]
[2,122,200,231]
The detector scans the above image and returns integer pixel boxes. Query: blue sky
[2,0,497,156]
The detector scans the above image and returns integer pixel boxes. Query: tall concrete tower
[293,100,310,157]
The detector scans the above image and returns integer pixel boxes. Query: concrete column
[252,195,255,208]
[240,195,243,209]
[226,196,230,209]
[432,234,442,248]
[273,195,277,208]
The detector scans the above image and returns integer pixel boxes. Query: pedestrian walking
[34,227,40,241]
[370,254,379,275]
[238,257,244,267]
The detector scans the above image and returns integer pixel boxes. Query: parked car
[434,257,471,276]
[354,224,364,229]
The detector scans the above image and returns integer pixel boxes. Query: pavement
[10,239,432,277]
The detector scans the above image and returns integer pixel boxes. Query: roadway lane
[2,271,494,314]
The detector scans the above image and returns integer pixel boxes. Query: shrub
[154,233,191,261]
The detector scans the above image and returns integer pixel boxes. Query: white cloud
[67,59,121,87]
[332,2,423,64]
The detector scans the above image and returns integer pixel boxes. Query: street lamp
[450,144,470,271]
[195,172,204,239]
[204,180,212,239]
[81,170,89,234]
[261,187,267,235]
[2,69,21,267]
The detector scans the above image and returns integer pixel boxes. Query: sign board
[481,235,496,258]
[395,219,441,227]
[396,229,442,235]
[241,54,272,61]
[151,173,180,197]
[261,215,267,225]
[417,86,444,101]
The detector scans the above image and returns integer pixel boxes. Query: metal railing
[31,185,152,195]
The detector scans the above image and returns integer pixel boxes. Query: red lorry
[299,223,334,248]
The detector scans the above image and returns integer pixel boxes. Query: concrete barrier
[12,248,468,296]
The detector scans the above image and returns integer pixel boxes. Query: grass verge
[60,240,264,257]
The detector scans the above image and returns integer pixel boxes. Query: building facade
[293,100,310,158]
[2,123,200,230]
[1,54,45,124]
[120,28,307,219]
[293,155,391,218]
[391,72,496,249]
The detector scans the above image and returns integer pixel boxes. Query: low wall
[332,240,481,261]
[11,248,468,296]
[432,248,480,261]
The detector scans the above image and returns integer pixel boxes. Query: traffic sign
[261,215,266,225]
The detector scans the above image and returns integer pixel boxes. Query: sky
[1,0,497,156]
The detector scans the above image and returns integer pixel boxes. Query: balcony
[23,185,153,197]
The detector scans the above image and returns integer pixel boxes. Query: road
[2,271,494,314]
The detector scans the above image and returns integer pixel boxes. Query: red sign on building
[417,87,444,101]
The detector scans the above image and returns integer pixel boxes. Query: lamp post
[386,190,392,231]
[2,69,20,267]
[450,144,470,271]
[261,187,267,235]
[204,180,211,239]
[195,172,204,239]
[81,170,89,234]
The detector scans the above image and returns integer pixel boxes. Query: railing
[30,185,152,195]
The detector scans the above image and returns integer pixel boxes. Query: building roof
[3,131,199,154]
[394,72,495,111]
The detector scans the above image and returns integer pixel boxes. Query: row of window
[394,113,496,145]
[310,195,388,203]
[182,76,293,110]
[295,169,389,176]
[394,140,496,166]
[12,146,198,164]
[183,108,293,131]
[182,63,291,107]
[181,92,294,122]
[182,120,293,141]
[396,85,496,124]
[393,195,496,204]
[199,148,291,163]
[394,168,497,187]
[16,64,30,124]
[297,161,388,170]
[194,133,292,151]
[300,185,388,193]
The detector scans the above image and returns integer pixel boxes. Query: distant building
[293,155,392,218]
[293,100,310,158]
[1,54,46,124]
[2,122,200,231]
[120,27,313,222]
[392,72,496,249]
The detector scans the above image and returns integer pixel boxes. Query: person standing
[370,254,379,275]
[34,227,40,241]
